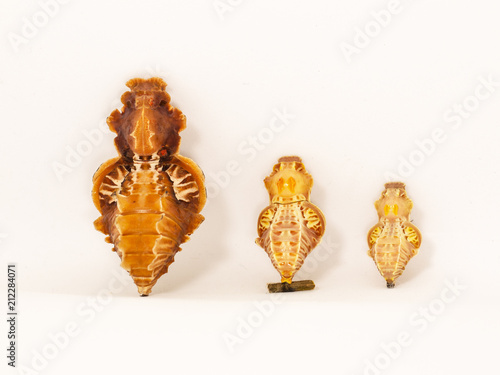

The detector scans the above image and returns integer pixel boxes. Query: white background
[1,0,500,374]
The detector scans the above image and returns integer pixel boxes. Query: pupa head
[374,182,413,219]
[264,156,313,203]
[107,77,186,159]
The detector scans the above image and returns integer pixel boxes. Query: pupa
[256,156,326,292]
[92,77,206,296]
[367,182,422,288]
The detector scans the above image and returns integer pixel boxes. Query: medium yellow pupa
[256,156,326,292]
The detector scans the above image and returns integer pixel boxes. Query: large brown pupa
[92,78,206,296]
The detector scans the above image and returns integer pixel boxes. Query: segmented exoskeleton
[367,182,422,288]
[92,78,206,296]
[256,157,326,284]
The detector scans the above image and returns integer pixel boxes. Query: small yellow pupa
[367,182,422,288]
[256,156,325,291]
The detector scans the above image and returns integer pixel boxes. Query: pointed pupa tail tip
[137,286,152,296]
